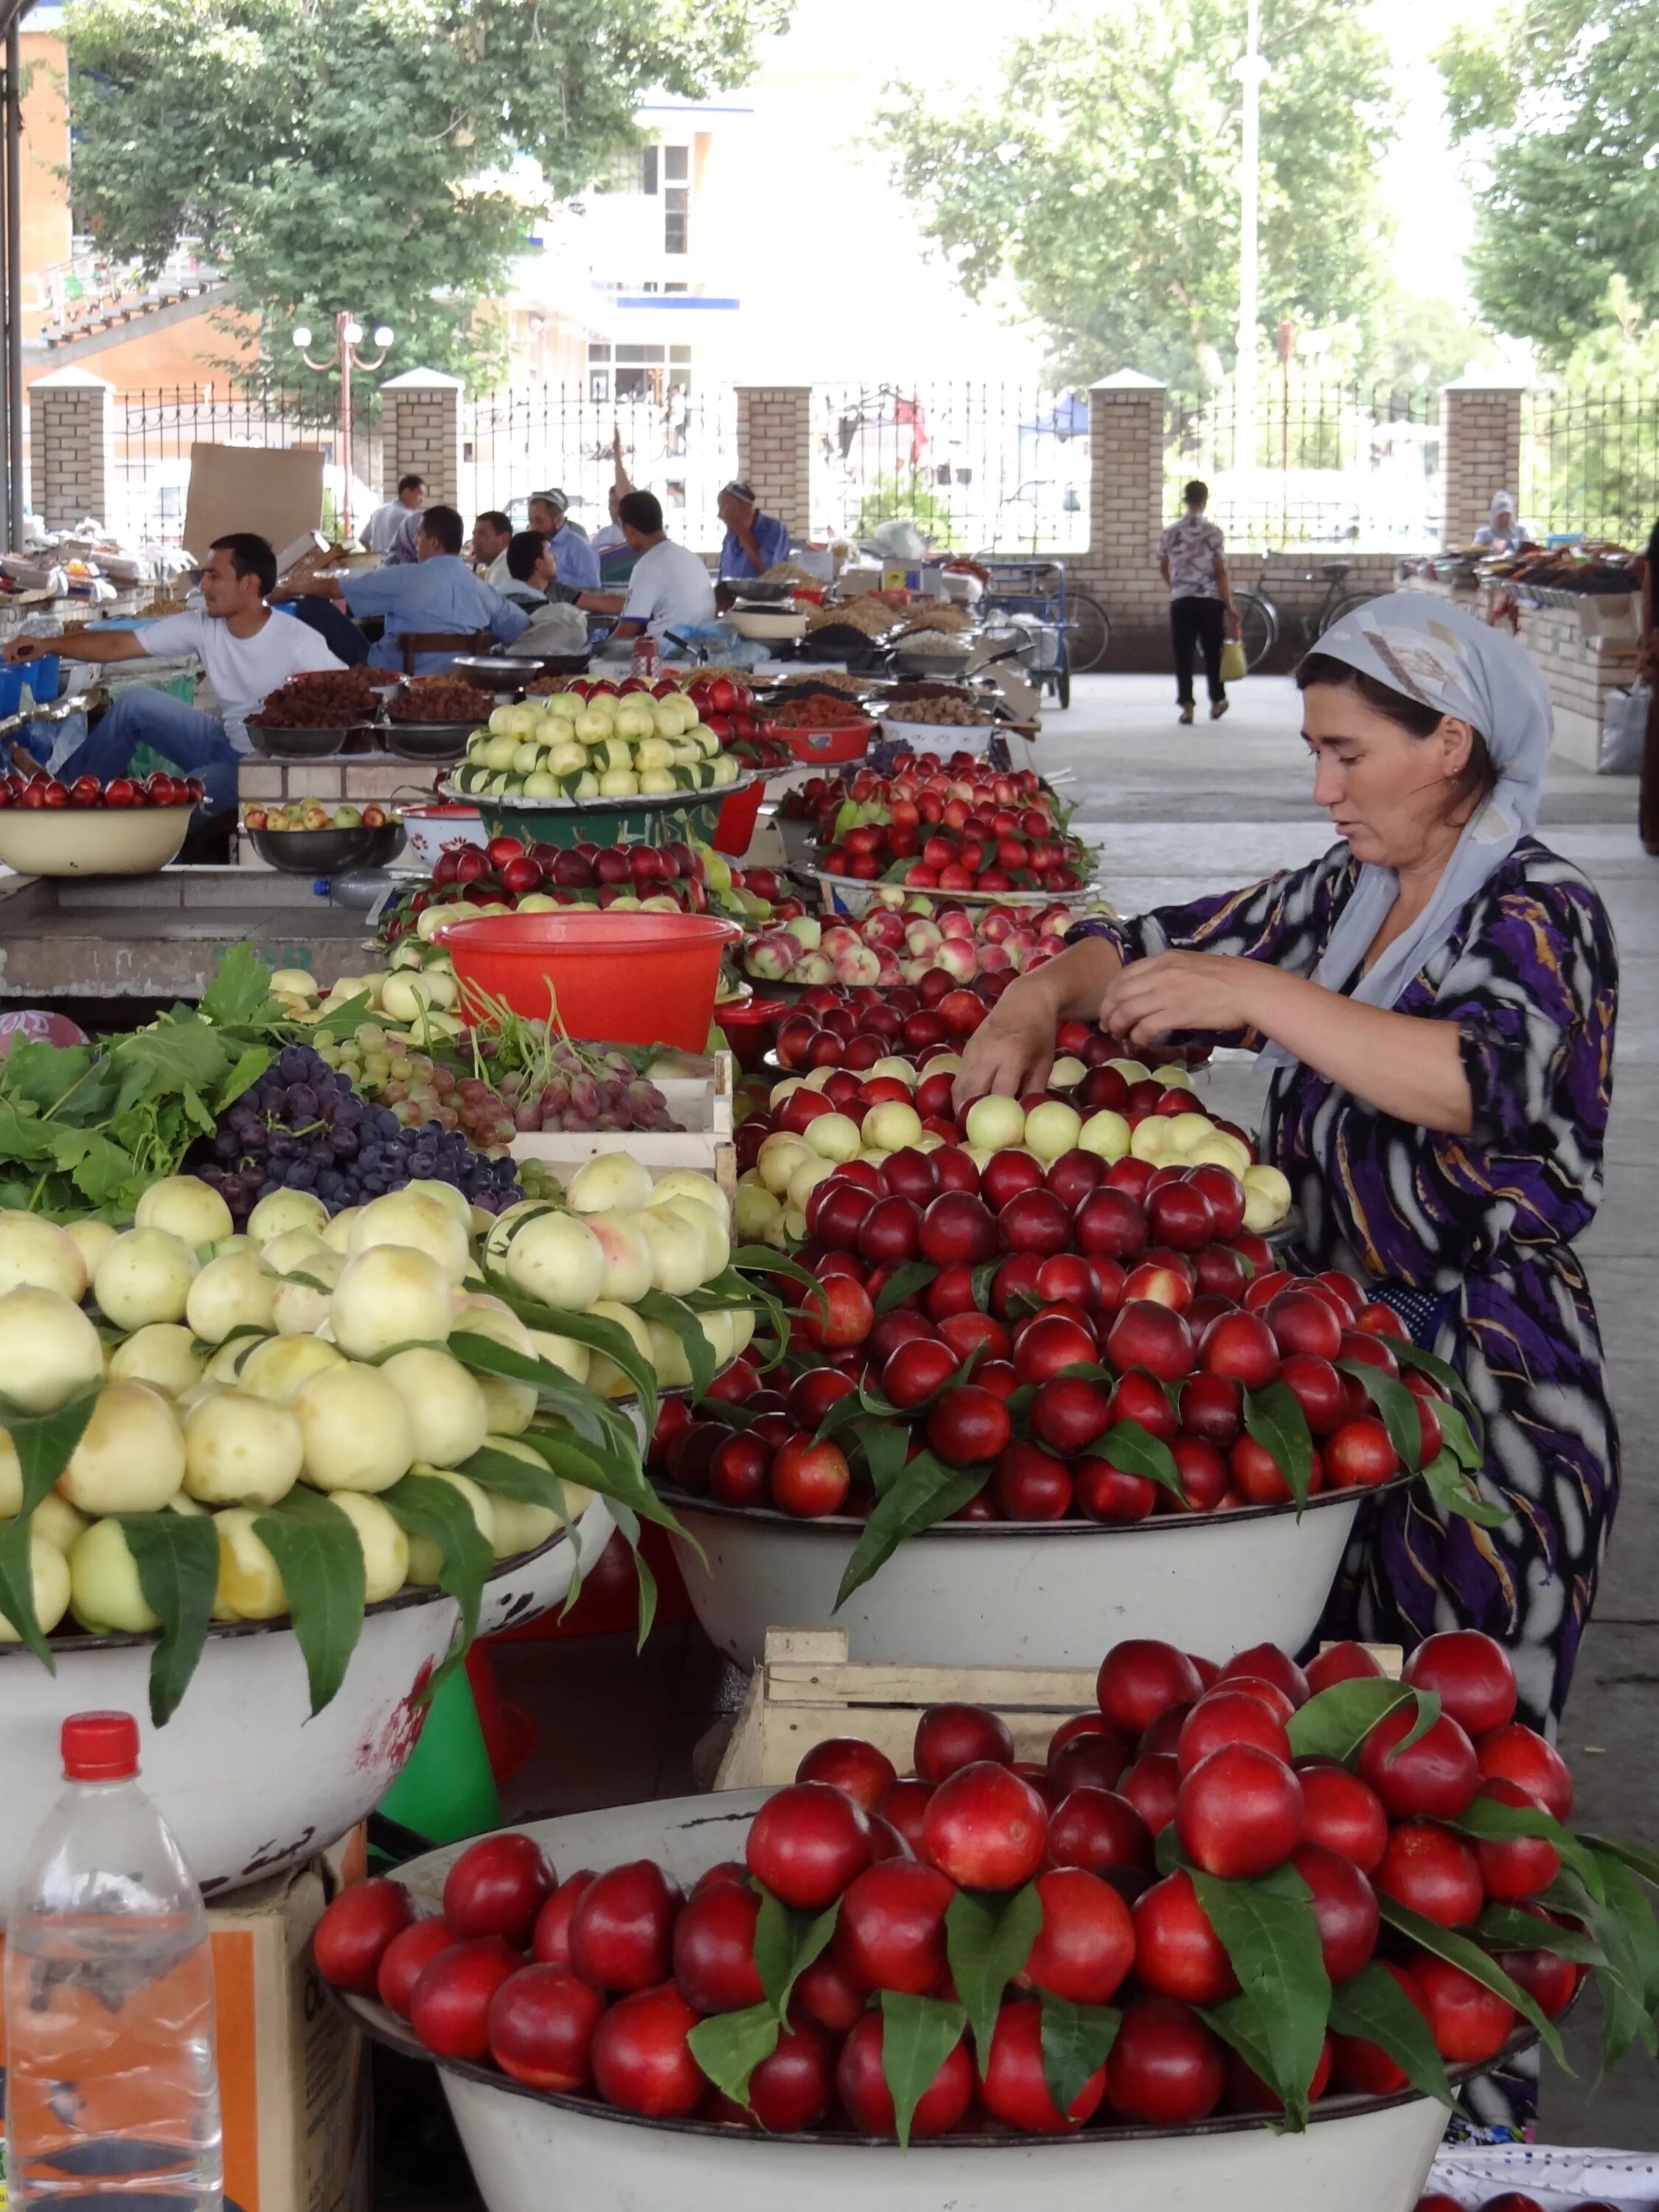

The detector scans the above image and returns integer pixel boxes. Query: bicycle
[1232,557,1374,672]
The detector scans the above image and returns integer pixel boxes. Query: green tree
[65,0,787,389]
[1439,0,1659,362]
[876,0,1396,390]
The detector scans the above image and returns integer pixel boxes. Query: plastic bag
[1599,680,1649,774]
[1220,638,1248,684]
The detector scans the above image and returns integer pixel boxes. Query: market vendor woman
[955,593,1619,1734]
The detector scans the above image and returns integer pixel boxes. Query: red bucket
[714,995,788,1071]
[434,911,742,1051]
[710,776,765,857]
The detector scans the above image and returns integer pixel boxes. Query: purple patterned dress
[1072,833,1619,1733]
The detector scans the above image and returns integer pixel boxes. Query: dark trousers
[1641,655,1659,855]
[1171,595,1226,706]
[282,597,371,667]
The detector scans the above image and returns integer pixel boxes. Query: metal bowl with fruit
[242,800,405,875]
[0,767,201,875]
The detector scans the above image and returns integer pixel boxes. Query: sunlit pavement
[1051,672,1657,2146]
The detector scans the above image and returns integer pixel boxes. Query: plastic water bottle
[4,1713,223,2212]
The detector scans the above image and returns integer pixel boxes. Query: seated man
[577,490,715,645]
[717,479,791,582]
[279,505,528,674]
[500,532,590,658]
[527,488,600,591]
[3,533,343,818]
[470,510,513,587]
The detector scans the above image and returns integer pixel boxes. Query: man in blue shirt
[527,489,601,593]
[278,505,528,673]
[717,480,791,581]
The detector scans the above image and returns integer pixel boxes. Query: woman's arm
[1100,954,1474,1133]
[953,937,1124,1107]
[1214,554,1241,638]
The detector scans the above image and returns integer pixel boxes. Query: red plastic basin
[434,911,742,1051]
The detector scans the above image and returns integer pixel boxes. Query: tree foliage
[65,0,786,388]
[877,0,1396,390]
[1439,0,1659,364]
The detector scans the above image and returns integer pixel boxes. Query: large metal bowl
[382,721,477,762]
[660,1480,1405,1670]
[476,1494,618,1639]
[244,821,407,874]
[335,1791,1458,2212]
[246,723,355,759]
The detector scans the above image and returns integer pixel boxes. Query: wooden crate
[712,1629,1404,1792]
[509,1052,736,1209]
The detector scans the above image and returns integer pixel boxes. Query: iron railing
[1520,386,1659,546]
[810,383,1091,555]
[114,384,382,543]
[459,383,737,549]
[1165,383,1441,552]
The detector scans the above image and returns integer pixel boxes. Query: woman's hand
[952,984,1060,1110]
[1225,605,1243,641]
[1098,950,1263,1052]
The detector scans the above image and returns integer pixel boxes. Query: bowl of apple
[0,767,201,874]
[243,801,406,874]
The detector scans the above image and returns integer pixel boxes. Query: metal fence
[1520,386,1659,545]
[114,385,382,543]
[459,384,738,549]
[810,384,1091,555]
[1165,383,1441,552]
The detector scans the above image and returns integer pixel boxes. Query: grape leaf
[1242,1380,1313,1510]
[1375,1897,1567,2066]
[752,1890,840,2023]
[1326,1961,1455,2110]
[1190,1863,1331,2128]
[1038,1994,1119,2118]
[687,2003,780,2107]
[945,1883,1042,2073]
[0,1385,101,1662]
[834,1451,987,1608]
[199,942,280,1028]
[877,1991,967,2149]
[252,1489,367,1715]
[116,1510,220,1727]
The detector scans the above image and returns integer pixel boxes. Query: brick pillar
[1082,370,1168,661]
[1440,380,1524,547]
[27,366,114,529]
[378,369,462,509]
[735,385,810,540]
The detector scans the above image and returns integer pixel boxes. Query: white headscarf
[1258,592,1552,1070]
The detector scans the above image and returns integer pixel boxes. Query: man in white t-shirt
[361,473,425,555]
[4,534,343,817]
[577,490,714,645]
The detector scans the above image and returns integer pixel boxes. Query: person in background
[278,504,527,674]
[526,490,600,591]
[1158,479,1241,725]
[577,490,715,644]
[717,479,791,582]
[361,473,424,556]
[1638,515,1659,857]
[501,532,590,659]
[1474,493,1521,552]
[3,535,342,816]
[470,511,513,588]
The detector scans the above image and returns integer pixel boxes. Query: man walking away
[1158,480,1240,724]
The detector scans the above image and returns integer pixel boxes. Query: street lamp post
[291,311,394,540]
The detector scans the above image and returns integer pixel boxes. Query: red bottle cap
[61,1711,139,1781]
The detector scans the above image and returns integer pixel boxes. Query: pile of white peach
[451,694,740,803]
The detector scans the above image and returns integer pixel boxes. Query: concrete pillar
[1081,369,1169,661]
[734,385,810,540]
[1440,380,1525,548]
[379,369,462,509]
[27,366,115,529]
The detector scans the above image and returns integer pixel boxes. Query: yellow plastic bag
[1220,638,1248,684]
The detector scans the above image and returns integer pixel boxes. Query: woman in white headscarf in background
[956,595,1620,1739]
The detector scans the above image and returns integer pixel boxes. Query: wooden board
[182,442,325,566]
[712,1629,1404,1792]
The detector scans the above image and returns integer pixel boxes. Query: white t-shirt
[361,499,414,554]
[619,538,716,636]
[137,609,344,753]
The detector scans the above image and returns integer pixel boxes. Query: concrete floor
[493,670,1659,2151]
